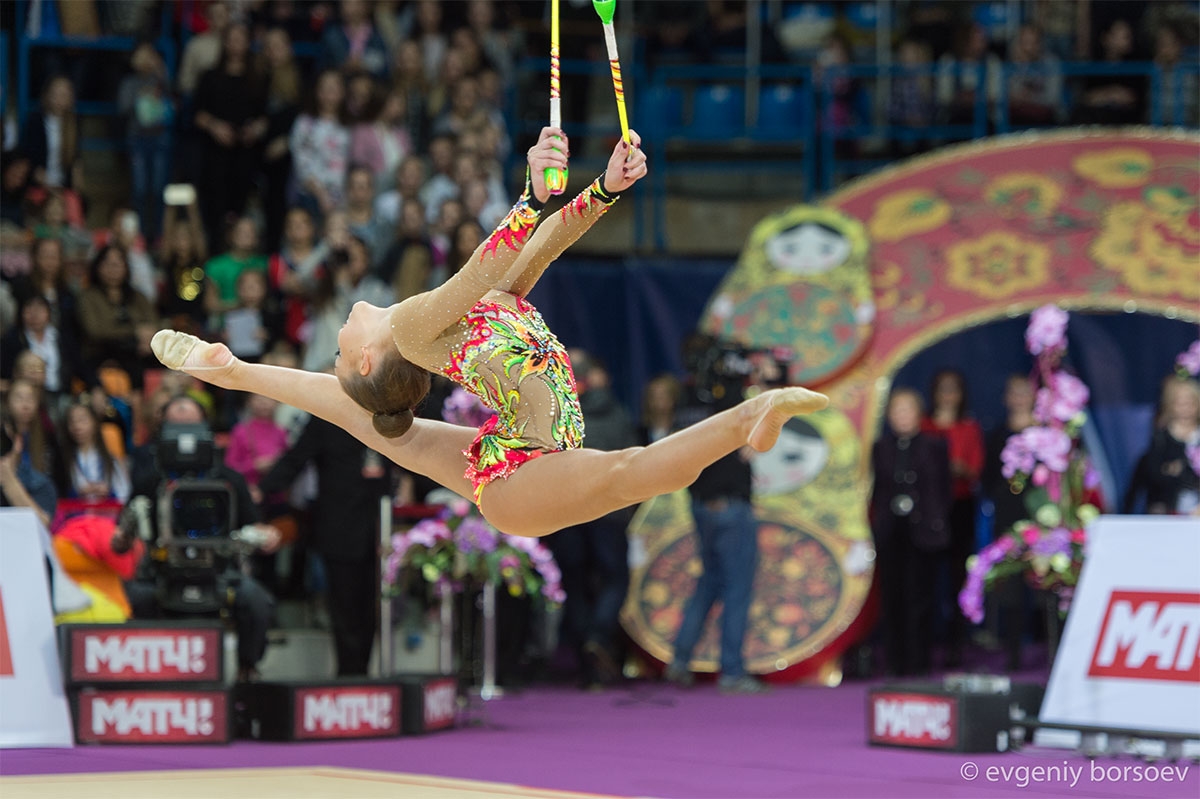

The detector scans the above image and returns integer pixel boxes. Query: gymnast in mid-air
[153,128,829,538]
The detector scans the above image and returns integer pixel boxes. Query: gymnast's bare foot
[746,387,829,452]
[151,330,235,375]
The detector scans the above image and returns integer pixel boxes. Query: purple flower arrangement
[442,387,495,428]
[383,499,565,605]
[960,305,1098,624]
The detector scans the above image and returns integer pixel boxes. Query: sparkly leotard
[391,173,619,502]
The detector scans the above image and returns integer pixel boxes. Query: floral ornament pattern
[1091,200,1200,300]
[984,172,1065,218]
[1071,147,1153,189]
[561,176,619,221]
[867,188,952,242]
[946,232,1050,299]
[481,171,539,259]
[446,295,584,502]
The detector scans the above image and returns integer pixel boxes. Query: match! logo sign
[869,692,957,749]
[1088,590,1200,683]
[294,685,401,740]
[76,689,228,743]
[69,627,221,683]
[423,679,457,730]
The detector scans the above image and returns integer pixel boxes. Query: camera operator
[664,335,782,695]
[122,394,280,682]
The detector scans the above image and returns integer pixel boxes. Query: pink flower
[1188,443,1200,478]
[1034,373,1090,424]
[448,498,472,518]
[1025,304,1069,356]
[1176,340,1200,377]
[1031,464,1050,487]
[1070,529,1087,544]
[442,387,494,427]
[1023,426,1073,472]
[1022,526,1041,545]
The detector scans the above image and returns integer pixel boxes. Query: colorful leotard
[390,173,619,502]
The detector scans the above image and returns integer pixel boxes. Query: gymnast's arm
[499,132,647,298]
[388,127,567,351]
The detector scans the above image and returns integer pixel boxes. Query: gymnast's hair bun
[372,408,414,438]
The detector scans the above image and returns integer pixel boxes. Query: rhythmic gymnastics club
[544,0,568,195]
[593,0,631,146]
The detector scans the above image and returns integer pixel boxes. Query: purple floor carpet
[3,681,1196,799]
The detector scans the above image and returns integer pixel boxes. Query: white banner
[1040,515,1200,736]
[0,509,74,748]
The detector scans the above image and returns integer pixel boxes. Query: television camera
[122,422,271,615]
[684,335,795,407]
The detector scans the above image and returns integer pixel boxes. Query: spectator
[157,194,210,336]
[467,0,516,83]
[638,373,683,445]
[259,413,393,677]
[289,69,351,222]
[432,76,509,161]
[1006,24,1062,127]
[443,219,486,280]
[461,178,506,231]
[870,387,950,677]
[428,197,466,277]
[373,154,427,231]
[814,34,860,154]
[390,39,430,153]
[343,70,380,128]
[2,378,62,496]
[76,245,159,389]
[0,294,84,405]
[221,269,284,363]
[547,351,638,689]
[982,374,1037,671]
[204,216,268,314]
[937,23,1001,126]
[1073,19,1146,125]
[378,199,433,302]
[302,234,391,373]
[59,400,131,503]
[268,206,328,347]
[350,87,414,195]
[93,205,158,303]
[922,368,985,668]
[193,21,270,250]
[419,133,462,224]
[413,0,449,80]
[888,39,936,156]
[0,417,58,529]
[258,26,304,253]
[30,190,91,257]
[20,75,83,194]
[318,0,391,80]
[226,392,290,493]
[118,41,175,242]
[1124,377,1200,515]
[11,237,80,338]
[177,0,231,97]
[1154,25,1198,127]
[424,48,470,126]
[1032,0,1087,61]
[342,164,392,269]
[373,0,416,55]
[1,150,34,228]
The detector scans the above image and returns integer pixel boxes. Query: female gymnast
[152,127,829,538]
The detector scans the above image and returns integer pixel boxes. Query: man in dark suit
[260,415,393,677]
[870,387,951,677]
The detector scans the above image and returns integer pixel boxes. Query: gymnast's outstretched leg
[478,387,828,537]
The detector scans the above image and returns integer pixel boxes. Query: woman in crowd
[1124,376,1200,515]
[193,21,269,250]
[59,400,131,503]
[268,206,328,348]
[21,75,84,196]
[152,129,828,539]
[204,216,268,314]
[12,237,79,337]
[350,88,414,195]
[923,368,984,668]
[76,245,159,389]
[289,69,351,223]
[258,26,303,252]
[158,195,210,336]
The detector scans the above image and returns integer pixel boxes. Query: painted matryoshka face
[765,223,850,275]
[752,419,830,495]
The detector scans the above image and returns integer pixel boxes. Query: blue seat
[757,84,807,138]
[690,84,745,138]
[637,84,685,138]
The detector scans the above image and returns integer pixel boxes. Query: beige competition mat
[0,767,628,799]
